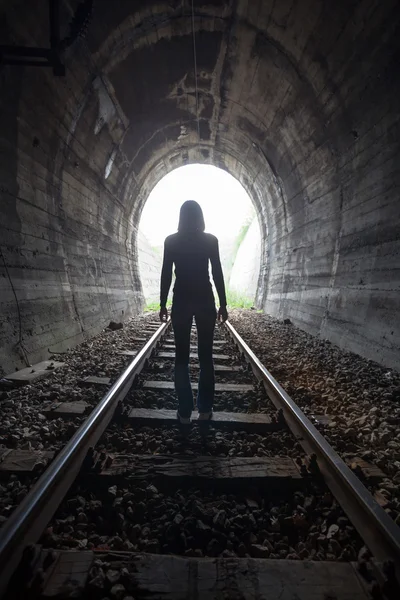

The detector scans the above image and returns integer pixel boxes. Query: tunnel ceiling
[69,0,399,238]
[81,0,361,220]
[31,0,395,241]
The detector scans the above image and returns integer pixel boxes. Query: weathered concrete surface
[0,0,399,372]
[229,218,261,301]
[3,361,65,386]
[137,230,163,304]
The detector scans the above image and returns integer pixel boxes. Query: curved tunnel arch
[92,2,335,190]
[0,0,399,374]
[89,1,342,320]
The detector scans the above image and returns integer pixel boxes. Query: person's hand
[217,306,228,323]
[159,307,168,322]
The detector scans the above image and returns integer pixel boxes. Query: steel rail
[225,320,400,579]
[0,319,171,598]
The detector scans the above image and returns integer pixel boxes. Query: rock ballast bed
[229,309,400,526]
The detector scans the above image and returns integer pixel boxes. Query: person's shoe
[197,411,213,421]
[177,412,191,425]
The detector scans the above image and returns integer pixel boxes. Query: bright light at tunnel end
[138,164,262,307]
[139,164,254,247]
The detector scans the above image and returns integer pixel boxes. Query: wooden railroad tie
[1,360,65,388]
[304,454,386,484]
[0,449,54,473]
[344,456,386,484]
[143,381,253,393]
[79,376,111,387]
[149,363,242,372]
[42,403,279,430]
[157,352,230,360]
[94,454,303,484]
[127,408,280,431]
[35,550,370,600]
[43,401,90,419]
[163,343,227,350]
[165,338,226,345]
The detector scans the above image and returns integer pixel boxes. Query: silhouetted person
[159,200,228,424]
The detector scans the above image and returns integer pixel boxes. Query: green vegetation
[144,299,172,312]
[232,222,251,259]
[151,245,162,256]
[227,213,254,273]
[144,293,256,311]
[225,289,254,309]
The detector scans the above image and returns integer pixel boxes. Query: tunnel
[0,0,399,377]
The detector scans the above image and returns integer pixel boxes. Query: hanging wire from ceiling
[191,0,201,141]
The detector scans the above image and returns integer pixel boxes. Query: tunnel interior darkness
[0,0,399,375]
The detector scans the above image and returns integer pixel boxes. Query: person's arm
[159,238,173,321]
[210,237,228,321]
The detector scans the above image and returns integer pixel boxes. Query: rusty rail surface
[0,320,171,598]
[225,320,400,582]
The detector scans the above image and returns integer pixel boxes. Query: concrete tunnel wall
[0,0,399,376]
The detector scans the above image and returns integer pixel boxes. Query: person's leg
[171,307,194,419]
[195,307,216,414]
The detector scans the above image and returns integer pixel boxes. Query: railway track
[0,317,400,599]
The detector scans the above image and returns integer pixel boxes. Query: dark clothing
[172,305,216,418]
[160,231,226,309]
[160,230,227,416]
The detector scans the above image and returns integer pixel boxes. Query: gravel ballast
[2,307,399,555]
[98,424,303,458]
[229,309,400,526]
[0,314,162,520]
[42,480,364,562]
[0,314,161,453]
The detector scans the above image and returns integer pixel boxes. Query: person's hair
[177,200,205,232]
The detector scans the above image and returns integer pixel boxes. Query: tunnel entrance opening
[137,164,262,310]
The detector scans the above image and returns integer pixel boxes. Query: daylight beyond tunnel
[137,165,261,307]
[0,0,399,376]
